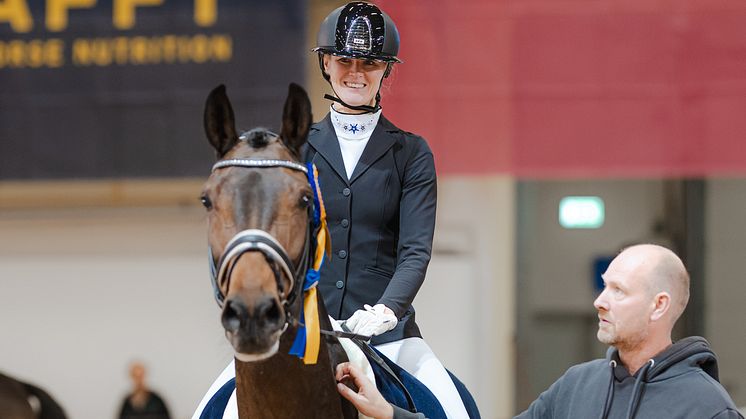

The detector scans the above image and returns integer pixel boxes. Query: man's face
[593,251,654,350]
[130,363,146,389]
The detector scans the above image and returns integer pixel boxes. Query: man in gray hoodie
[516,244,743,419]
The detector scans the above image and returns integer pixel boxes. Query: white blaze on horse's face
[202,84,313,360]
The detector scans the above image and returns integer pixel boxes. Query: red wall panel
[377,0,746,177]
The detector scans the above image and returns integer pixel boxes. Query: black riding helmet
[313,2,402,113]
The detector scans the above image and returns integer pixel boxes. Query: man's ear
[650,292,671,321]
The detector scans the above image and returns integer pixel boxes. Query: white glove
[344,304,398,337]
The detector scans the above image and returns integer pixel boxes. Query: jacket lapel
[349,116,397,184]
[308,114,349,185]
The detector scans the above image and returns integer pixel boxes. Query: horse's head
[202,84,313,361]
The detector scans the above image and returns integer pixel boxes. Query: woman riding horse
[306,3,468,418]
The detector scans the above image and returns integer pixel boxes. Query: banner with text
[0,0,306,179]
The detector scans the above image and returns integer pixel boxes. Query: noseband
[207,158,312,323]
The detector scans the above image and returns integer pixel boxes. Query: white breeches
[375,337,469,419]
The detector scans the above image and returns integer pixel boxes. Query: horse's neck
[234,294,355,419]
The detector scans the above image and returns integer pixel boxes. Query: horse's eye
[200,195,213,210]
[299,194,312,209]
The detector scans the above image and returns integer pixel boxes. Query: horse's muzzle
[221,295,285,357]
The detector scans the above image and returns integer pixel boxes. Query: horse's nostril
[222,297,283,334]
[266,300,281,324]
[221,299,246,333]
[255,297,283,326]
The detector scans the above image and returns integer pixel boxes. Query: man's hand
[345,304,398,337]
[336,362,394,419]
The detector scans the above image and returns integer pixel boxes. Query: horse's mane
[239,128,275,149]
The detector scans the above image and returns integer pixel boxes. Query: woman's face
[323,54,389,113]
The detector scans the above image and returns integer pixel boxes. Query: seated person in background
[515,244,743,419]
[117,361,171,419]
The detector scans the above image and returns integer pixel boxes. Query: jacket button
[335,280,344,289]
[342,188,351,196]
[338,250,347,259]
[341,219,349,228]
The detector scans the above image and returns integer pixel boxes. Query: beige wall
[424,176,515,419]
[0,206,228,419]
[706,179,746,408]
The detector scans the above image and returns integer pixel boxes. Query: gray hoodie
[516,336,743,419]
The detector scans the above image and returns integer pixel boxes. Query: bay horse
[0,372,67,419]
[201,84,357,418]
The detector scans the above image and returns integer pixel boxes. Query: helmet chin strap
[324,93,380,113]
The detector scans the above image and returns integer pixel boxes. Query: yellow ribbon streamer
[302,286,320,364]
[301,164,330,364]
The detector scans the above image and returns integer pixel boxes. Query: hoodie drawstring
[600,360,617,419]
[625,359,654,419]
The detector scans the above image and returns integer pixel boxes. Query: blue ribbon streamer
[288,308,307,357]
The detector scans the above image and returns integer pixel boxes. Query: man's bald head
[619,244,690,324]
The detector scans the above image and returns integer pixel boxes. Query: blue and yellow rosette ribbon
[289,163,331,364]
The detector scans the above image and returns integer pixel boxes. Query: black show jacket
[304,114,437,344]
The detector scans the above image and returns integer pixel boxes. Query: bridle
[207,155,371,357]
[207,158,313,329]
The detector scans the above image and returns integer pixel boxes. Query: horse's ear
[204,84,239,158]
[280,83,312,157]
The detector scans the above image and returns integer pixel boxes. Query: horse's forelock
[239,128,276,149]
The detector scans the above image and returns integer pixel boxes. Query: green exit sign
[559,196,605,229]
